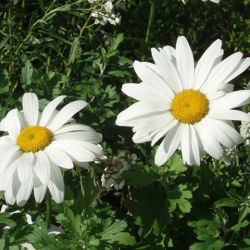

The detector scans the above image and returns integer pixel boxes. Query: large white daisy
[116,36,250,166]
[0,93,103,206]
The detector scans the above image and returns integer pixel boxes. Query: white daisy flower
[116,36,250,166]
[0,93,103,206]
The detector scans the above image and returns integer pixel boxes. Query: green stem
[45,193,52,229]
[78,167,85,197]
[66,14,92,77]
[145,0,155,45]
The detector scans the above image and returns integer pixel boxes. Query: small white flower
[104,0,113,13]
[88,0,99,3]
[116,36,250,166]
[0,93,103,206]
[240,113,250,145]
[90,0,120,26]
[101,154,135,190]
[202,0,220,3]
[48,224,64,235]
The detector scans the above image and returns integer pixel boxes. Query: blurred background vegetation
[0,0,250,249]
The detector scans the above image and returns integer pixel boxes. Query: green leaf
[0,213,16,228]
[214,198,238,208]
[56,208,81,236]
[239,206,250,223]
[122,165,158,187]
[21,60,33,85]
[189,240,224,250]
[230,220,249,232]
[100,220,135,246]
[244,238,250,245]
[168,184,192,213]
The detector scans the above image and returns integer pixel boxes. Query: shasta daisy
[116,36,250,166]
[0,93,103,206]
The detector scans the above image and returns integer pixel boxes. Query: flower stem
[145,0,155,45]
[45,193,52,229]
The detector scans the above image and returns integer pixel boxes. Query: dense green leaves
[0,0,249,249]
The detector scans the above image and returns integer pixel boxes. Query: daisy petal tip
[17,200,27,207]
[151,47,158,55]
[133,60,140,67]
[154,158,164,167]
[214,39,222,47]
[79,100,88,109]
[23,92,37,99]
[177,36,189,44]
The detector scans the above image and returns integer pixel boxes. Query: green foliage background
[0,0,249,249]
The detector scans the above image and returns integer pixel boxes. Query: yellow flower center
[17,126,53,153]
[170,89,209,124]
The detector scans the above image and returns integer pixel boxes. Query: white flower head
[180,0,220,3]
[0,93,103,206]
[202,0,220,3]
[116,36,250,166]
[240,113,250,145]
[90,0,120,26]
[101,153,134,190]
[88,0,99,3]
[104,0,113,13]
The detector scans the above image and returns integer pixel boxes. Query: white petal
[11,171,22,199]
[54,131,102,144]
[133,61,175,100]
[132,131,152,143]
[224,57,250,83]
[4,109,23,139]
[0,145,20,174]
[129,112,175,144]
[176,36,194,89]
[195,122,223,159]
[180,125,200,166]
[190,127,200,166]
[211,119,242,145]
[22,93,39,125]
[34,151,51,184]
[223,83,234,93]
[202,52,243,93]
[45,146,74,169]
[205,118,242,148]
[122,83,170,104]
[116,102,169,126]
[155,124,183,166]
[181,125,191,165]
[17,153,34,183]
[0,135,15,146]
[51,140,102,162]
[54,124,95,135]
[39,96,66,126]
[209,110,250,122]
[12,172,21,201]
[162,46,176,60]
[33,174,47,203]
[210,90,250,110]
[151,119,178,146]
[48,164,64,203]
[193,39,222,89]
[0,156,20,191]
[5,182,16,205]
[132,112,171,133]
[16,176,33,206]
[201,118,234,148]
[48,100,88,131]
[151,48,182,93]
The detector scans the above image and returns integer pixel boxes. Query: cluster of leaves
[0,0,249,249]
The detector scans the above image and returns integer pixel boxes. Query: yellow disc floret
[17,126,53,153]
[170,89,209,124]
